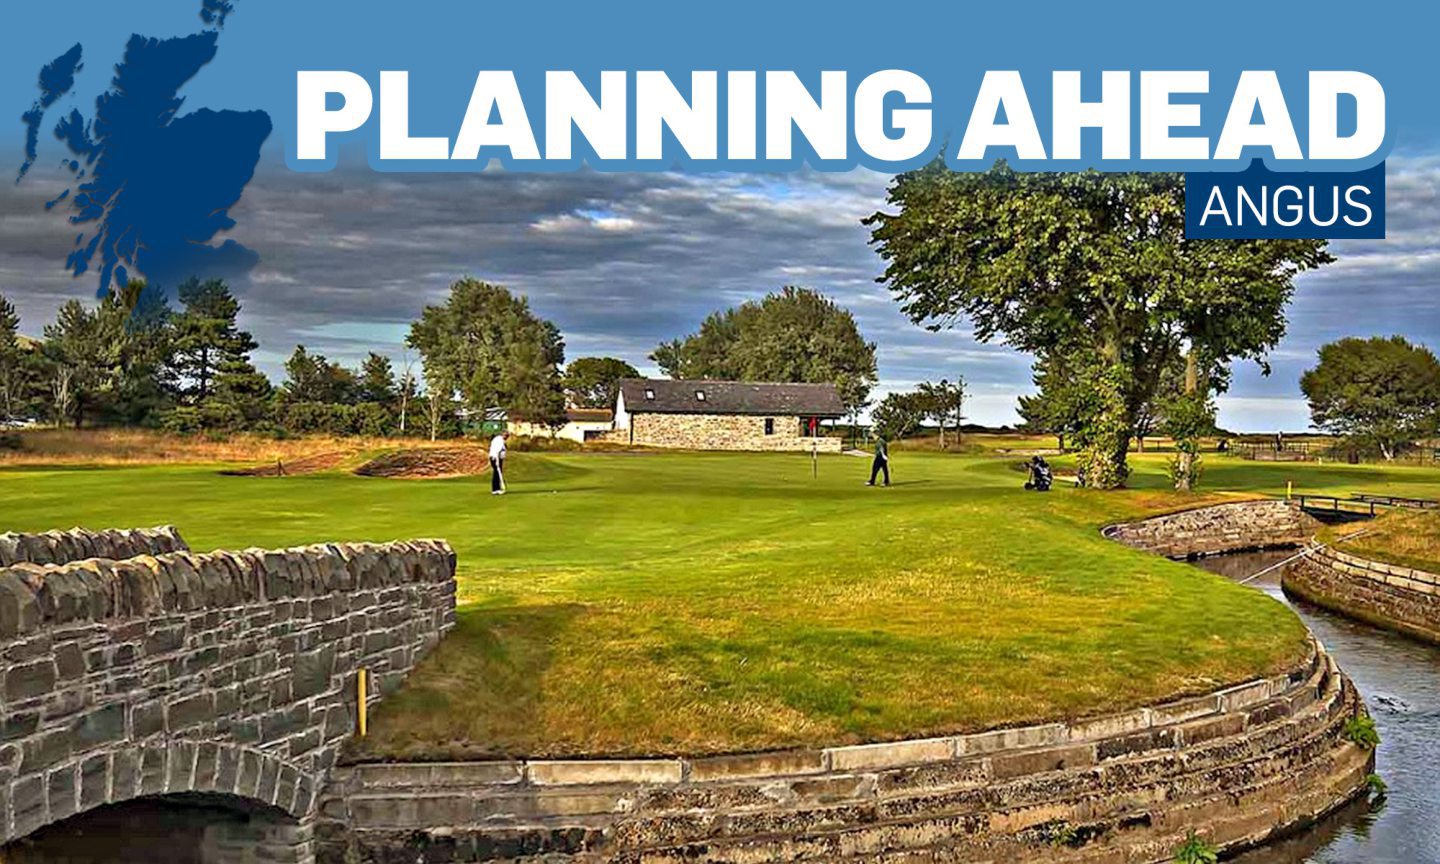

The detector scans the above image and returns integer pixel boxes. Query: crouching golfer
[867,435,890,487]
[489,430,508,495]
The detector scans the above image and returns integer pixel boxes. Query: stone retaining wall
[316,639,1371,863]
[1285,545,1440,645]
[0,528,457,862]
[1105,499,1320,559]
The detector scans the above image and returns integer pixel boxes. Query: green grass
[4,449,1438,759]
[1326,508,1440,574]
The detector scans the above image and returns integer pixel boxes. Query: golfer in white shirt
[489,431,508,495]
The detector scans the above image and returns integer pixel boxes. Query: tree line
[0,278,884,440]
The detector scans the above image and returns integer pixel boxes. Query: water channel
[1193,550,1440,863]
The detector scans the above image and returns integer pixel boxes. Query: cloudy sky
[3,154,1438,431]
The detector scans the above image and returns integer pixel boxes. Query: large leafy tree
[406,278,566,421]
[1300,336,1440,460]
[651,286,877,413]
[867,160,1332,488]
[564,356,639,409]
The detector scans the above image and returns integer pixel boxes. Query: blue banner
[1186,161,1385,239]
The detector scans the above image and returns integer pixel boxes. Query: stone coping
[0,539,456,635]
[0,526,188,567]
[342,637,1325,789]
[1098,496,1280,534]
[1315,544,1440,594]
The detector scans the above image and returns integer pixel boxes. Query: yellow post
[357,668,369,737]
[1287,480,1293,500]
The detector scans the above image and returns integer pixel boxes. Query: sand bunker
[353,447,492,479]
[225,451,349,477]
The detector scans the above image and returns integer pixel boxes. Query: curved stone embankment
[1285,545,1440,645]
[1107,496,1440,645]
[318,638,1371,863]
[1104,499,1321,559]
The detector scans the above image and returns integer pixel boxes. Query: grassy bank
[4,449,1437,759]
[1329,508,1440,574]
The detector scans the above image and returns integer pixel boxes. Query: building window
[764,417,775,435]
[644,388,655,400]
[695,390,706,401]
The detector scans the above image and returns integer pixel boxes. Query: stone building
[611,378,844,451]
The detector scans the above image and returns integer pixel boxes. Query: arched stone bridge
[0,527,456,863]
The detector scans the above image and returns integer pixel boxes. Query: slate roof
[618,379,845,417]
[565,408,614,423]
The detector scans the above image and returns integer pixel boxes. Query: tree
[564,356,639,408]
[39,288,170,428]
[871,391,927,441]
[916,378,965,448]
[505,338,568,428]
[167,278,258,405]
[651,286,878,414]
[422,386,453,442]
[205,351,273,431]
[281,346,358,405]
[1017,352,1087,450]
[1300,336,1440,460]
[406,278,566,419]
[162,278,269,430]
[397,348,418,435]
[359,352,398,404]
[0,294,24,419]
[867,160,1332,488]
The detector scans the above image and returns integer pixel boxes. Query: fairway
[5,449,1438,759]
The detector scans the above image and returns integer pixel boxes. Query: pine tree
[167,278,260,404]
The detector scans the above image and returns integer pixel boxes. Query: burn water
[1190,550,1440,863]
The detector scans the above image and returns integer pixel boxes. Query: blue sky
[2,2,1438,430]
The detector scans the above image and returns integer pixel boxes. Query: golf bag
[1024,458,1053,492]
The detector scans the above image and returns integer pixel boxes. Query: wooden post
[357,668,369,737]
[1286,480,1292,500]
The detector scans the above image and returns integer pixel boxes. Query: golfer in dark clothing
[867,437,890,486]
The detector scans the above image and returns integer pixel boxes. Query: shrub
[1365,772,1388,800]
[353,402,393,437]
[0,432,21,451]
[280,401,362,436]
[1042,821,1080,848]
[507,434,581,452]
[1344,715,1381,750]
[1173,830,1218,864]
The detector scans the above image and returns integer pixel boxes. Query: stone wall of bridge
[1105,499,1321,559]
[0,527,456,862]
